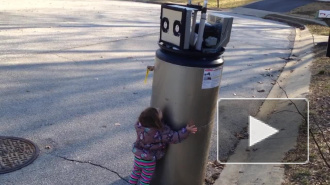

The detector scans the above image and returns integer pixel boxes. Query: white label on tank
[202,67,222,89]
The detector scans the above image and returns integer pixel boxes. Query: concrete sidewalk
[1,1,296,184]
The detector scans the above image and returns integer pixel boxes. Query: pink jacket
[132,122,190,161]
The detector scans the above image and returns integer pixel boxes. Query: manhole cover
[0,136,39,174]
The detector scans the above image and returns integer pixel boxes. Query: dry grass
[208,0,256,9]
[288,2,330,19]
[127,0,256,9]
[283,44,330,185]
[287,2,330,36]
[306,24,330,36]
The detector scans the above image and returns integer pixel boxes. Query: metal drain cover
[0,136,39,174]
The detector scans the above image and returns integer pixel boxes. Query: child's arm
[161,122,197,144]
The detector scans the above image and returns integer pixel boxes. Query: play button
[249,116,279,147]
[217,98,308,164]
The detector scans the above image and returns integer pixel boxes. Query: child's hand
[186,122,198,134]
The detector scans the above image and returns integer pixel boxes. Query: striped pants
[129,156,156,185]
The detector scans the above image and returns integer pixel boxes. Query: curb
[264,14,305,30]
[264,13,329,30]
[230,7,328,28]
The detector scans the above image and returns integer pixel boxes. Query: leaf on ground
[235,133,245,139]
[205,178,214,184]
[45,146,51,150]
[211,172,220,180]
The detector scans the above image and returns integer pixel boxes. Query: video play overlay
[217,98,308,164]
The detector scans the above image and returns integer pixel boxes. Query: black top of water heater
[156,47,224,68]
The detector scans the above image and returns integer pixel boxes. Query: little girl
[129,107,197,185]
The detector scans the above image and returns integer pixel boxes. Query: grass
[288,2,330,18]
[291,169,311,182]
[208,0,256,9]
[126,0,256,9]
[287,2,330,36]
[306,24,329,36]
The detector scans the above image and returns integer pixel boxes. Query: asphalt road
[0,0,294,184]
[244,0,314,13]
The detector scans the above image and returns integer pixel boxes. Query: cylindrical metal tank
[150,48,224,185]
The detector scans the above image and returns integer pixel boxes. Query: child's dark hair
[138,107,163,129]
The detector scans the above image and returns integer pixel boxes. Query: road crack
[55,155,129,183]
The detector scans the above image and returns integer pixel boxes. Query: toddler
[129,107,197,184]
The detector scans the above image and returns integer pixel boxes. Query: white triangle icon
[249,116,279,147]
